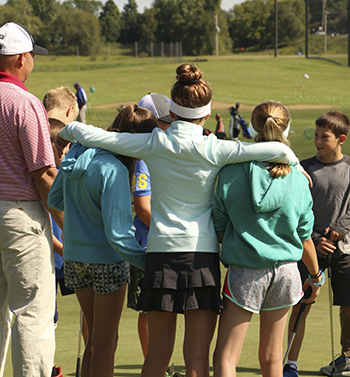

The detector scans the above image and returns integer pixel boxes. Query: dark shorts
[56,277,75,296]
[64,260,130,294]
[136,252,223,314]
[127,264,146,313]
[298,253,350,306]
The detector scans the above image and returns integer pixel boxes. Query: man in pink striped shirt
[0,22,64,377]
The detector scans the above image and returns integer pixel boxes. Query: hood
[244,161,294,213]
[61,143,111,179]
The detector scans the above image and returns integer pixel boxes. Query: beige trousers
[0,200,55,377]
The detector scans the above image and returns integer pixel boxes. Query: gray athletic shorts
[223,261,303,313]
[64,260,130,294]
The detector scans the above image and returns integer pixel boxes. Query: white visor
[249,121,290,140]
[170,100,211,119]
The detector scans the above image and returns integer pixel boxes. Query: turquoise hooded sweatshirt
[213,161,314,269]
[48,142,146,269]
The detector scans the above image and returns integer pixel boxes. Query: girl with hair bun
[212,101,323,377]
[57,66,304,377]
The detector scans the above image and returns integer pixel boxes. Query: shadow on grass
[114,364,187,376]
[113,364,142,376]
[298,371,322,376]
[236,366,261,374]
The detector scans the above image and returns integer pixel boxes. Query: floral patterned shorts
[64,260,130,294]
[223,261,303,313]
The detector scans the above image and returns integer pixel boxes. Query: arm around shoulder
[233,141,299,166]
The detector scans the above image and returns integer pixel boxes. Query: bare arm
[31,167,64,230]
[52,234,63,258]
[133,195,151,228]
[301,237,322,303]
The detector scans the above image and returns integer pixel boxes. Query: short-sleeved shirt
[76,87,87,108]
[0,72,55,200]
[132,159,151,248]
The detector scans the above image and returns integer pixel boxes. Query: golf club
[283,287,311,365]
[327,252,336,376]
[76,309,83,377]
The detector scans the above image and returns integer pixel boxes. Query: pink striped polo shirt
[0,72,55,200]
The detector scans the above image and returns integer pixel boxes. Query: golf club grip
[293,303,306,332]
[76,357,81,377]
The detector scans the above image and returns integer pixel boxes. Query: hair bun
[176,64,202,84]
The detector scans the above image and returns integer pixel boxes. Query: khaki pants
[0,200,55,377]
[78,104,87,124]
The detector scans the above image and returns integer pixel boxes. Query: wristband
[308,271,325,286]
[310,269,323,279]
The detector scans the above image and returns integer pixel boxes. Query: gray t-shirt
[301,155,350,257]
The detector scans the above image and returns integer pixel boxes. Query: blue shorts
[223,262,303,313]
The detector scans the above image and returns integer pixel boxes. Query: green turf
[2,268,341,376]
[28,54,350,108]
[2,55,349,376]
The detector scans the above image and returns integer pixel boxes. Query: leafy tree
[152,0,228,55]
[308,0,347,34]
[229,0,273,50]
[61,0,103,16]
[99,0,122,42]
[278,0,304,46]
[139,7,157,42]
[152,0,180,42]
[120,0,141,43]
[0,0,43,38]
[49,8,101,55]
[28,0,59,24]
[228,0,305,51]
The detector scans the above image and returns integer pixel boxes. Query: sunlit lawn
[3,54,349,376]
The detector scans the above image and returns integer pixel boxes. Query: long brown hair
[107,104,157,185]
[171,63,213,124]
[251,101,291,178]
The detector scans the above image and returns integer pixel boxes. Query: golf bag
[228,103,252,140]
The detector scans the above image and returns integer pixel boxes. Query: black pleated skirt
[136,252,223,314]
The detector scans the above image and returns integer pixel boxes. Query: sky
[0,0,243,11]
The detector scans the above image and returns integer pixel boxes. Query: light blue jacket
[213,162,314,269]
[48,142,146,269]
[59,120,301,254]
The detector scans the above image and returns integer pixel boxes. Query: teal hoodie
[213,161,314,269]
[48,143,146,269]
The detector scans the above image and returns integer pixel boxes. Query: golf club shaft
[76,309,83,377]
[327,252,335,374]
[283,302,307,365]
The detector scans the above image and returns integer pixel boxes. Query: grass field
[3,54,350,376]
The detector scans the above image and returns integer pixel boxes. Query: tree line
[0,0,347,56]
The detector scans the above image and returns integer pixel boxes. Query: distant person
[48,105,156,377]
[73,82,87,123]
[212,101,323,377]
[215,113,226,139]
[284,111,350,377]
[55,63,304,377]
[127,93,172,359]
[0,22,64,376]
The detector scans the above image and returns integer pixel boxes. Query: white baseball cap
[138,93,172,124]
[0,22,48,55]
